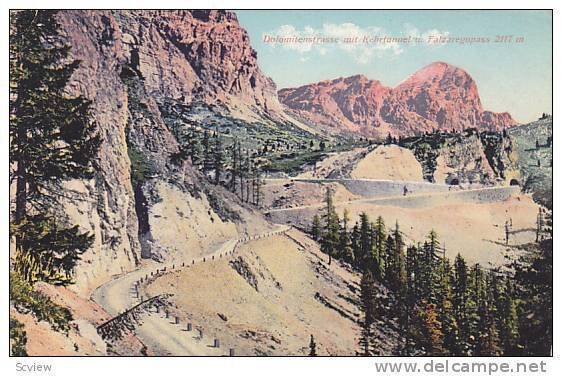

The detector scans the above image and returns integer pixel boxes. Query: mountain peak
[279,62,517,137]
[396,61,469,89]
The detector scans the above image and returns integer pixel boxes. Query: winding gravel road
[91,227,289,355]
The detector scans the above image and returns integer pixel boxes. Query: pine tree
[435,257,459,355]
[401,246,425,356]
[229,138,239,192]
[514,213,552,355]
[452,254,474,355]
[421,303,446,355]
[320,188,339,265]
[475,273,502,356]
[237,142,243,199]
[351,223,361,265]
[10,10,99,284]
[338,208,354,263]
[308,334,317,356]
[419,230,440,304]
[358,212,372,271]
[372,216,386,276]
[253,169,264,207]
[311,214,321,241]
[385,222,406,292]
[213,133,224,185]
[189,126,203,166]
[202,129,212,171]
[10,10,100,220]
[496,279,519,354]
[244,149,252,203]
[359,271,377,356]
[460,263,483,355]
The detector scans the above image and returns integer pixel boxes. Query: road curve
[91,226,289,356]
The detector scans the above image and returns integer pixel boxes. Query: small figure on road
[403,185,408,196]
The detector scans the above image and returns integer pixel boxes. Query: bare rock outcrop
[52,10,279,295]
[279,62,518,137]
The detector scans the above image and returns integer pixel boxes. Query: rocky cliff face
[400,129,519,185]
[54,10,277,295]
[114,10,282,114]
[279,62,517,138]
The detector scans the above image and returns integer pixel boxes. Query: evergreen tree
[452,254,474,355]
[421,302,446,355]
[401,246,417,355]
[372,216,386,276]
[385,222,406,293]
[350,223,361,266]
[213,133,224,185]
[475,273,502,356]
[243,149,252,203]
[358,212,372,271]
[202,129,212,171]
[229,138,239,192]
[419,230,440,304]
[359,271,377,356]
[338,208,354,263]
[253,169,264,207]
[435,257,459,355]
[311,214,321,241]
[513,218,552,356]
[237,142,244,199]
[10,10,100,284]
[189,127,203,166]
[320,188,339,265]
[10,10,100,220]
[496,279,519,354]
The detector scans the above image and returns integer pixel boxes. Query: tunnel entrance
[449,178,460,186]
[509,179,520,186]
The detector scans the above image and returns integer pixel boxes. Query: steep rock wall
[54,10,277,295]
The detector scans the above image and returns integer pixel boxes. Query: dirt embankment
[145,230,400,355]
[12,283,146,356]
[350,145,424,181]
[262,180,359,210]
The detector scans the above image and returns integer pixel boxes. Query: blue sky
[237,10,552,124]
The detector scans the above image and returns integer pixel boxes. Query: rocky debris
[279,62,517,138]
[239,329,282,355]
[229,256,259,291]
[217,313,228,322]
[314,292,359,323]
[228,250,283,293]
